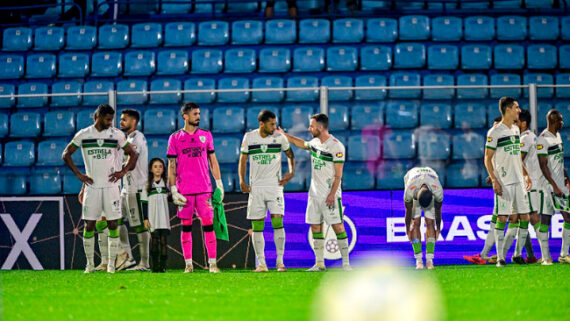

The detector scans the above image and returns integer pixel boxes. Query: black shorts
[151,229,170,237]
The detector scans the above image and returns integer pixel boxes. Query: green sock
[313,232,324,239]
[564,222,570,230]
[95,221,107,233]
[336,231,348,239]
[270,217,283,229]
[509,222,520,229]
[519,220,529,229]
[108,228,119,238]
[412,239,422,255]
[251,220,265,232]
[495,221,506,230]
[534,222,541,231]
[135,225,148,233]
[539,224,549,233]
[83,228,95,238]
[491,214,498,224]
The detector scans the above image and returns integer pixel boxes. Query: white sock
[337,238,350,265]
[481,221,496,258]
[561,225,570,257]
[137,231,150,266]
[252,231,266,266]
[98,228,109,264]
[108,236,120,265]
[313,238,325,265]
[208,258,217,265]
[84,236,95,266]
[185,259,193,266]
[494,226,505,260]
[515,227,529,258]
[538,229,551,261]
[119,224,133,259]
[502,226,518,260]
[273,228,285,265]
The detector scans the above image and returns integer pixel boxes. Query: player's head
[518,109,531,131]
[417,185,433,209]
[94,104,115,129]
[499,97,520,121]
[547,109,563,131]
[493,116,502,126]
[148,158,167,191]
[120,109,140,133]
[309,113,329,138]
[181,102,200,127]
[258,109,277,135]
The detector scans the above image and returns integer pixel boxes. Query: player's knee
[425,219,435,228]
[331,223,345,234]
[84,220,96,231]
[203,224,214,232]
[182,224,192,232]
[251,220,265,232]
[95,220,108,232]
[271,216,284,229]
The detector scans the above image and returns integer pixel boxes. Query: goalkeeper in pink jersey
[167,102,224,273]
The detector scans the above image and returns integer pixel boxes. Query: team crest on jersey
[261,144,268,152]
[510,136,515,143]
[537,144,543,150]
[156,187,162,193]
[97,139,104,147]
[199,136,206,143]
[487,137,493,142]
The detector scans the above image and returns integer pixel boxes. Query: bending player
[239,109,295,272]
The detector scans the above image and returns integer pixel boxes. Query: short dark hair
[311,113,329,130]
[494,116,502,123]
[181,102,200,115]
[121,109,140,122]
[258,109,276,123]
[418,188,433,208]
[95,104,115,120]
[519,109,531,126]
[499,97,517,115]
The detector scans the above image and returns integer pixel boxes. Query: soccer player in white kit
[62,104,139,274]
[484,97,532,267]
[403,167,443,270]
[239,110,296,272]
[536,109,570,264]
[278,114,351,271]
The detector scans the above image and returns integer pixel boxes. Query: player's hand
[108,170,126,183]
[78,184,85,204]
[325,193,335,207]
[215,179,224,201]
[240,181,251,193]
[78,173,94,185]
[278,173,294,186]
[144,220,150,230]
[485,176,492,185]
[525,175,532,191]
[492,179,503,196]
[171,186,187,206]
[276,126,285,135]
[553,185,564,197]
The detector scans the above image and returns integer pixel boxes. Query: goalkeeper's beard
[187,120,200,127]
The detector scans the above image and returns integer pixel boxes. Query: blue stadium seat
[157,50,188,75]
[0,168,28,194]
[362,0,391,11]
[198,21,229,45]
[184,78,216,103]
[366,18,398,43]
[3,141,35,166]
[452,132,485,160]
[213,137,240,164]
[394,43,426,69]
[63,169,83,194]
[66,26,97,50]
[487,102,503,127]
[76,110,95,130]
[30,168,62,194]
[418,131,450,160]
[83,80,113,106]
[322,76,353,101]
[98,24,129,49]
[58,53,89,78]
[497,16,527,40]
[431,17,462,41]
[161,0,191,13]
[490,74,521,99]
[360,46,392,71]
[494,44,525,69]
[91,52,122,77]
[164,22,196,47]
[493,0,522,8]
[44,111,75,137]
[456,74,488,99]
[526,0,553,8]
[146,137,168,161]
[454,103,487,129]
[217,78,250,103]
[265,19,296,44]
[26,54,56,78]
[427,45,458,70]
[423,74,454,100]
[131,23,163,48]
[556,74,570,98]
[420,103,452,128]
[225,48,256,73]
[191,49,223,74]
[383,129,416,159]
[17,82,48,107]
[293,47,324,72]
[0,84,15,108]
[227,1,258,13]
[2,27,32,51]
[34,26,64,51]
[561,45,570,69]
[524,73,553,98]
[333,18,364,43]
[116,80,148,105]
[399,15,430,40]
[36,140,67,166]
[232,20,263,45]
[299,19,330,44]
[342,165,375,190]
[389,73,421,99]
[563,17,570,40]
[386,100,419,128]
[150,79,182,104]
[396,1,424,9]
[529,16,559,40]
[464,16,495,41]
[348,134,381,161]
[355,75,387,101]
[351,102,384,130]
[252,77,284,102]
[259,48,291,73]
[246,105,281,129]
[555,101,570,126]
[326,47,358,71]
[0,113,8,137]
[0,55,24,79]
[283,163,308,192]
[124,51,156,76]
[220,167,235,193]
[527,44,557,69]
[328,104,349,130]
[376,160,414,189]
[446,162,480,188]
[281,105,314,130]
[144,109,176,134]
[462,0,490,7]
[286,76,319,102]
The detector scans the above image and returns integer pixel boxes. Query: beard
[188,119,200,126]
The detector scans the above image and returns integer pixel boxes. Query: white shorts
[411,199,436,220]
[539,185,569,215]
[527,189,540,214]
[247,186,285,220]
[82,186,122,221]
[493,182,531,215]
[305,195,344,225]
[121,190,146,227]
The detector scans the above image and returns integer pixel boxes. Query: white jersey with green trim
[240,129,290,188]
[403,167,443,203]
[520,129,542,187]
[123,130,148,193]
[70,125,128,189]
[536,129,565,191]
[485,123,524,186]
[305,135,345,199]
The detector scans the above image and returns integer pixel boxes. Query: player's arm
[404,201,413,241]
[168,157,187,205]
[325,162,343,206]
[62,143,93,185]
[521,162,532,191]
[434,201,442,240]
[238,152,250,193]
[109,144,138,183]
[279,148,296,186]
[484,147,502,196]
[539,155,563,196]
[276,127,309,150]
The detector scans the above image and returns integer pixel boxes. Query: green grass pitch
[2,264,570,321]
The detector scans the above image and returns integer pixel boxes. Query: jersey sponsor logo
[487,136,493,142]
[520,142,525,147]
[252,154,276,165]
[182,147,204,157]
[336,152,343,158]
[537,144,544,150]
[199,136,206,143]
